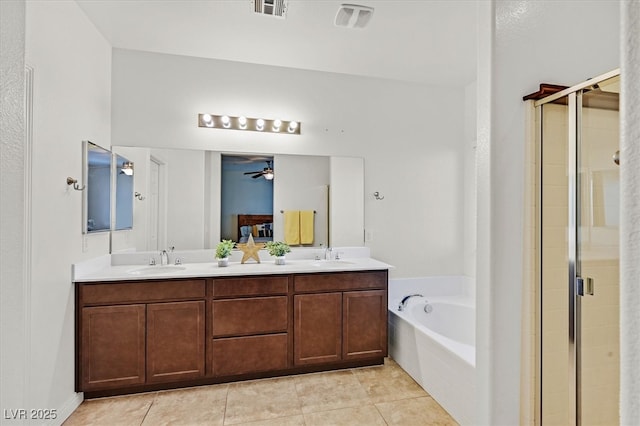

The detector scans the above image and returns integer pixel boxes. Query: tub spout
[398,294,423,311]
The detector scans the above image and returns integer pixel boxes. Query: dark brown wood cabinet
[77,279,206,394]
[146,301,205,383]
[211,276,290,377]
[294,292,342,365]
[343,290,387,360]
[293,272,388,366]
[76,269,387,397]
[80,304,146,391]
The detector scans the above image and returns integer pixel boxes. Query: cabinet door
[294,293,342,365]
[81,304,146,391]
[147,301,205,383]
[343,290,387,360]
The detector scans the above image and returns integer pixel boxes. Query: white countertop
[74,252,393,283]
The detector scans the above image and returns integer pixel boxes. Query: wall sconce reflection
[121,162,134,176]
[198,114,301,135]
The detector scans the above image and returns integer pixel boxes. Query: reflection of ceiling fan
[244,161,274,180]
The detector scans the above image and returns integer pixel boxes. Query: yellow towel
[300,210,314,244]
[283,210,300,245]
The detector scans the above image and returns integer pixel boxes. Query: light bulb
[202,114,214,127]
[272,119,282,132]
[256,118,265,131]
[221,115,231,128]
[287,121,298,133]
[238,116,247,129]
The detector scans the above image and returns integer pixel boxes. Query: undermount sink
[311,260,355,268]
[128,265,187,275]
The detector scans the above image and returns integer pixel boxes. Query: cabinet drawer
[212,296,288,337]
[213,334,288,376]
[80,280,206,305]
[213,276,288,298]
[294,271,387,293]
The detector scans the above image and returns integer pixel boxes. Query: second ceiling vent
[334,4,374,29]
[253,0,288,19]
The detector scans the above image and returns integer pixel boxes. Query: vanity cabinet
[77,279,206,392]
[76,269,387,397]
[293,271,388,366]
[211,276,290,377]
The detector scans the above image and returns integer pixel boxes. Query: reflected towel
[300,210,314,244]
[283,210,300,245]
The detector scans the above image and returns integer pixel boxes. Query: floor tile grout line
[138,391,158,426]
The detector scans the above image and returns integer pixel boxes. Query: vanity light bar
[198,114,301,135]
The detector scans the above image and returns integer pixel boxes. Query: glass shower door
[538,72,620,426]
[576,75,620,426]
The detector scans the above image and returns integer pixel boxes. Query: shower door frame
[534,68,620,426]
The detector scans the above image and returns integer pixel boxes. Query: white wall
[477,1,619,424]
[620,1,640,423]
[0,0,27,420]
[24,0,112,421]
[111,48,468,278]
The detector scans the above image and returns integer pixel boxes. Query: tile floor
[63,358,458,426]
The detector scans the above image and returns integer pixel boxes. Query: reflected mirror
[83,141,111,234]
[114,154,134,230]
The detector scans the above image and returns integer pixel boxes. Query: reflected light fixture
[121,161,134,176]
[264,170,274,180]
[198,114,300,135]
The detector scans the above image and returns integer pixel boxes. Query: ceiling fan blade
[251,174,263,179]
[243,171,261,175]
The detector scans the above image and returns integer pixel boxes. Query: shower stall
[530,70,620,425]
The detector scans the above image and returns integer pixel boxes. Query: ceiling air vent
[335,4,374,29]
[253,0,288,19]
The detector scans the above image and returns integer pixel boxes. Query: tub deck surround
[388,276,476,425]
[74,248,390,399]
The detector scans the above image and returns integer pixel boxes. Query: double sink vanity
[74,249,391,398]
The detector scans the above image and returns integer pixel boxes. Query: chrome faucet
[398,294,423,311]
[159,250,169,266]
[324,246,332,261]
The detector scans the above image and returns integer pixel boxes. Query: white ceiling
[76,0,478,86]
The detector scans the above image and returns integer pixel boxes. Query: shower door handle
[577,277,594,296]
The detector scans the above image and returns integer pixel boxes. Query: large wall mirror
[112,146,363,252]
[83,141,112,234]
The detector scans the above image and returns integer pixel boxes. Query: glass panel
[85,141,112,233]
[540,99,571,426]
[114,154,134,230]
[578,75,620,425]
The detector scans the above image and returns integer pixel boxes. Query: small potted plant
[264,241,291,265]
[215,239,235,267]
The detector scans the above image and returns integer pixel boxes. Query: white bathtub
[388,276,476,425]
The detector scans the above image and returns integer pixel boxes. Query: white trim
[47,392,83,426]
[24,64,34,414]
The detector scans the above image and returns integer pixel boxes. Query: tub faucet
[398,294,423,311]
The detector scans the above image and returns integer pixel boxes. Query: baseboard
[46,392,83,426]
